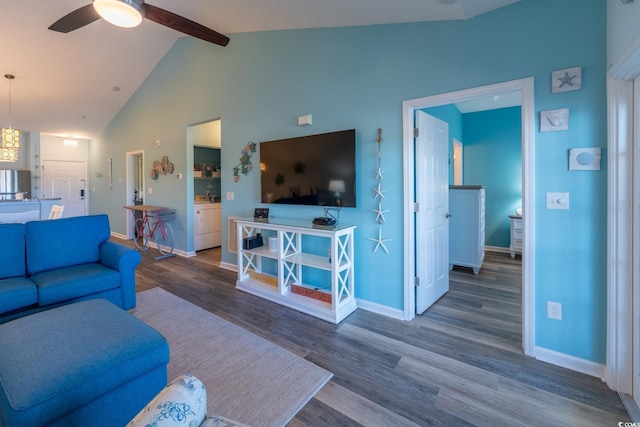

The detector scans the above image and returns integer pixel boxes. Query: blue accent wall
[90,0,607,363]
[463,107,522,248]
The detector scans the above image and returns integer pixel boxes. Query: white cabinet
[509,215,522,258]
[235,218,357,323]
[449,186,485,275]
[194,203,221,250]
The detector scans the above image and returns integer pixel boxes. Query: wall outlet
[547,301,562,320]
[226,192,234,201]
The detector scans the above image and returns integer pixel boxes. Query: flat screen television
[260,129,356,207]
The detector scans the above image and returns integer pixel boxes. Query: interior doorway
[453,139,463,185]
[402,77,535,356]
[41,160,87,217]
[125,150,145,240]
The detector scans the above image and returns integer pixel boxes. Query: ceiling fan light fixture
[93,0,144,28]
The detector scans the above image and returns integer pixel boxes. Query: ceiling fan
[49,0,229,47]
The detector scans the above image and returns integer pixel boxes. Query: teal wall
[463,107,522,248]
[89,0,607,363]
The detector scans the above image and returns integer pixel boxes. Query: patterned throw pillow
[127,375,207,427]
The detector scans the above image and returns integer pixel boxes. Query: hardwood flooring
[121,239,630,426]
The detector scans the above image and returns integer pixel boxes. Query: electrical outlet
[547,301,562,320]
[226,192,234,201]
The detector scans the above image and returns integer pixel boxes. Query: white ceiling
[1,0,520,139]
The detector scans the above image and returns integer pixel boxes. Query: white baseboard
[485,245,510,254]
[534,346,605,379]
[219,261,237,272]
[110,232,193,258]
[356,298,405,321]
[620,393,640,422]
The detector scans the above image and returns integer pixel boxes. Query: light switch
[546,192,569,210]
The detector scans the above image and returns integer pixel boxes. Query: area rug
[133,287,332,427]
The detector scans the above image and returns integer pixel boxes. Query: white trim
[485,245,510,254]
[218,261,237,272]
[402,78,535,356]
[111,231,127,240]
[356,298,405,321]
[125,150,144,240]
[605,78,635,394]
[620,394,640,422]
[535,346,605,379]
[608,34,640,80]
[109,231,194,258]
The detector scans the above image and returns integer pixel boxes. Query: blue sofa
[0,214,141,324]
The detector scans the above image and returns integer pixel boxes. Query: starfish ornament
[371,202,390,223]
[373,182,386,200]
[375,167,384,180]
[557,71,577,88]
[368,227,391,254]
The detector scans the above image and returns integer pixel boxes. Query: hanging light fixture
[93,0,144,28]
[1,74,20,162]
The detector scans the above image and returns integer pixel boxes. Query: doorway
[453,139,463,185]
[402,77,536,356]
[41,160,87,217]
[125,150,145,240]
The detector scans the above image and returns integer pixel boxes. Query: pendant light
[0,74,20,162]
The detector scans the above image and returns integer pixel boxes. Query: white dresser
[449,186,485,275]
[509,214,522,258]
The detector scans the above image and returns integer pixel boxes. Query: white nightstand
[509,214,522,258]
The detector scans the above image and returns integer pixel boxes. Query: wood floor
[122,239,630,426]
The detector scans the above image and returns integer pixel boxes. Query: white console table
[235,218,357,323]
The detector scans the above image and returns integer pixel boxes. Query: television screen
[260,129,356,207]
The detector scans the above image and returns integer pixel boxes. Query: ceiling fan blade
[144,4,230,47]
[48,4,101,33]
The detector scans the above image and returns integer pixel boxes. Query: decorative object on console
[254,208,269,220]
[242,233,263,250]
[551,67,582,93]
[233,142,256,182]
[151,155,174,179]
[540,108,569,132]
[1,74,20,162]
[370,128,391,253]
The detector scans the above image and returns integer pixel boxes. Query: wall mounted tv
[260,129,356,207]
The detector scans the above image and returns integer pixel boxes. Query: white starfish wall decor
[368,227,391,254]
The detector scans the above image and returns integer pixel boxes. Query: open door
[415,111,450,314]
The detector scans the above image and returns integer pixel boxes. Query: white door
[415,111,450,314]
[42,160,87,217]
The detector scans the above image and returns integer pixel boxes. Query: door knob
[445,213,452,218]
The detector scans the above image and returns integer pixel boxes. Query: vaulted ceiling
[1,0,519,139]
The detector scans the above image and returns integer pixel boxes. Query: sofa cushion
[30,263,120,306]
[0,223,26,280]
[0,277,37,315]
[25,214,110,275]
[0,299,169,427]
